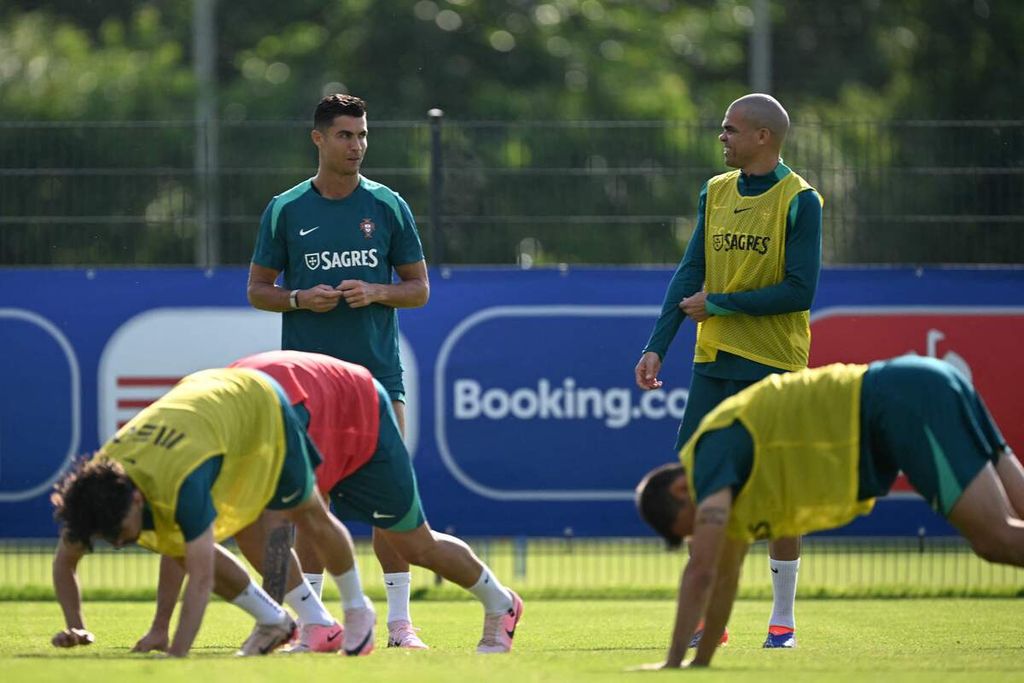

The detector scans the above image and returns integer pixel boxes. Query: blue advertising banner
[1,266,1022,538]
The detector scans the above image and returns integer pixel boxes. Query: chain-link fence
[2,119,1021,267]
[2,536,1022,601]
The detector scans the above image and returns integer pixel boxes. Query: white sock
[304,572,324,599]
[383,572,412,624]
[230,580,287,625]
[768,558,799,630]
[331,567,370,611]
[468,566,513,615]
[285,577,335,626]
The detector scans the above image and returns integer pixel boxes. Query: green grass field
[3,598,1023,682]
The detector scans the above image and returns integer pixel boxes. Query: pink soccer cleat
[387,620,429,649]
[285,621,344,653]
[342,598,377,656]
[476,590,524,654]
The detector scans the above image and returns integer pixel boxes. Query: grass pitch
[2,598,1023,683]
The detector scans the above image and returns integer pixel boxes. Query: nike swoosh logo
[327,630,341,642]
[281,489,303,504]
[344,629,373,656]
[733,207,753,213]
[300,592,311,601]
[299,226,320,236]
[385,581,395,586]
[372,511,395,519]
[771,567,779,573]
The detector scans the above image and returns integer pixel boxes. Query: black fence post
[427,108,445,265]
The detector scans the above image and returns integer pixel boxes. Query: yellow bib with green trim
[680,363,874,542]
[696,169,820,370]
[100,368,286,556]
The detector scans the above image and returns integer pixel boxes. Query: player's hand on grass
[337,279,378,308]
[52,628,95,648]
[298,285,344,313]
[635,352,663,390]
[132,627,170,653]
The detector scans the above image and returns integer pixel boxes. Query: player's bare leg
[277,492,375,655]
[235,518,342,653]
[994,448,1024,519]
[378,522,523,653]
[948,462,1024,567]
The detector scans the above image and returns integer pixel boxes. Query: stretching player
[50,367,375,657]
[635,355,1024,668]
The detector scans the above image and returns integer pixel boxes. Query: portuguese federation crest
[359,218,376,239]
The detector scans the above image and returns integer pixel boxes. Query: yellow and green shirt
[100,368,286,556]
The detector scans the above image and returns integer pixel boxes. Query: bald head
[727,93,789,149]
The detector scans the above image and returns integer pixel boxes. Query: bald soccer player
[635,93,822,648]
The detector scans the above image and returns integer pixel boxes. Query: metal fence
[3,536,1022,601]
[2,119,1022,267]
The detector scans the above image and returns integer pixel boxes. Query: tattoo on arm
[262,524,294,603]
[697,506,728,527]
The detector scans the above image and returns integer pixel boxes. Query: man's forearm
[52,544,85,629]
[375,278,429,308]
[168,572,212,656]
[665,563,714,666]
[151,555,185,633]
[247,280,293,313]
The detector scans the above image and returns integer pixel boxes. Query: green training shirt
[252,176,425,383]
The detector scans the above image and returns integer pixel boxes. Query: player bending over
[50,366,375,657]
[635,355,1024,669]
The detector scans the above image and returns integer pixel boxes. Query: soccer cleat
[236,614,298,656]
[689,625,729,648]
[387,620,429,649]
[763,626,796,649]
[342,598,377,656]
[284,621,344,653]
[476,589,524,654]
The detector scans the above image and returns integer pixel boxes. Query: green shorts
[263,374,322,510]
[862,355,1007,516]
[676,372,778,452]
[328,381,425,531]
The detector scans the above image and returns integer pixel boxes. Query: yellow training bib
[100,368,286,556]
[697,169,821,370]
[680,363,875,542]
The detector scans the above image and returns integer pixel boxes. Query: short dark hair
[314,94,367,130]
[635,463,687,549]
[51,457,135,551]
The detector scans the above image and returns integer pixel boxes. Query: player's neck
[311,170,360,200]
[740,155,781,177]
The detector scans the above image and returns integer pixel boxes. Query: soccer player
[635,355,1024,669]
[229,350,524,654]
[247,93,430,649]
[634,93,822,648]
[50,366,376,657]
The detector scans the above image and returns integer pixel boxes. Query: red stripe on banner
[118,399,154,409]
[117,376,181,387]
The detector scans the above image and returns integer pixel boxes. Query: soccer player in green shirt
[247,94,430,649]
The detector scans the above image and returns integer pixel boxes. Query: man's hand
[635,351,663,390]
[679,292,710,322]
[337,279,378,308]
[132,627,170,653]
[52,628,95,648]
[298,285,344,313]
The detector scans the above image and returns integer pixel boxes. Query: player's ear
[311,128,323,148]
